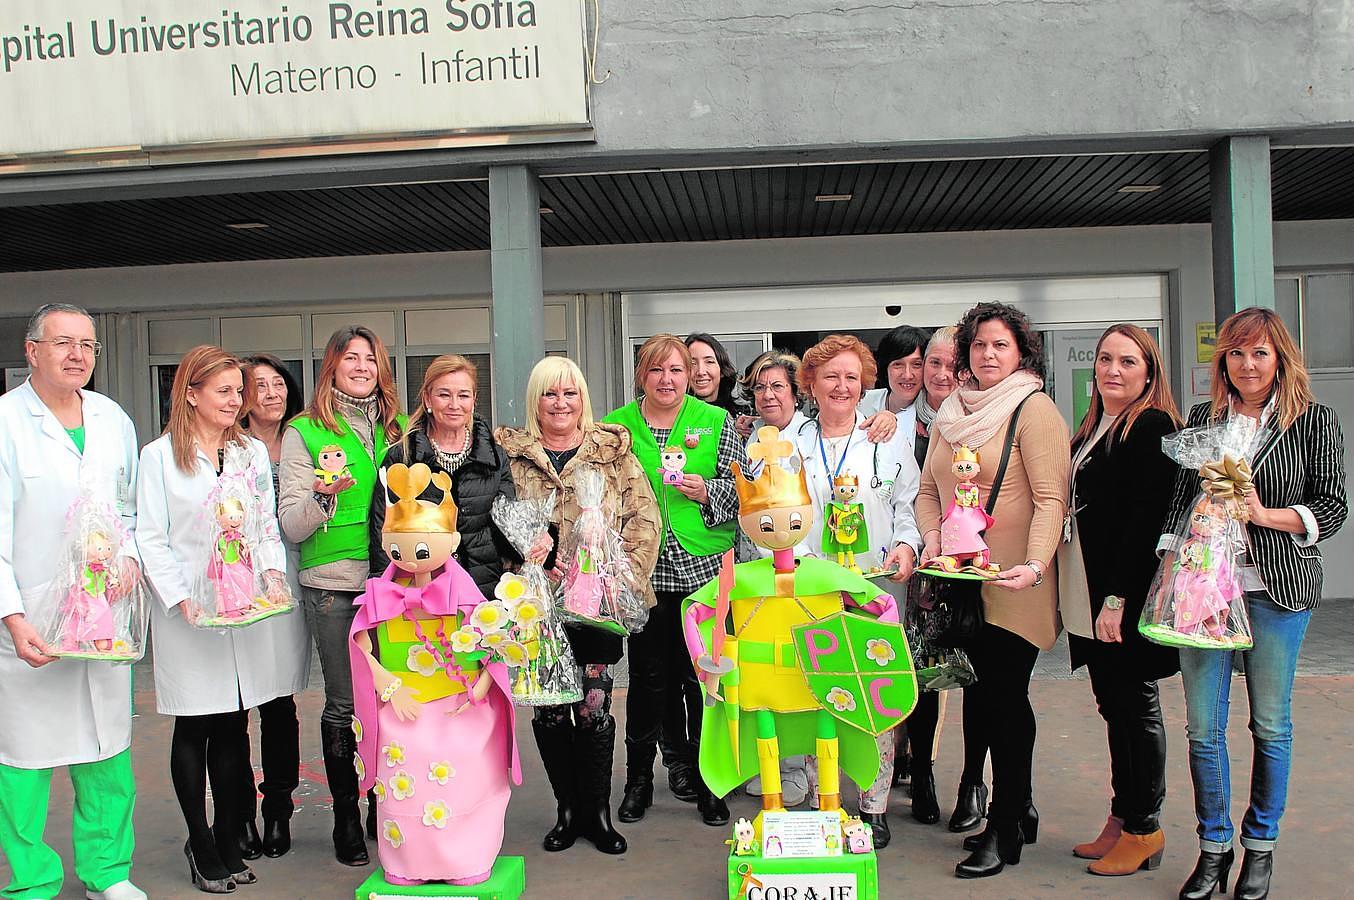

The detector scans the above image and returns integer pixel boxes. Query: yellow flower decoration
[111,639,131,653]
[865,638,896,667]
[482,631,507,651]
[382,742,406,768]
[500,640,530,668]
[428,761,455,785]
[471,601,511,633]
[351,716,364,742]
[382,819,405,849]
[494,573,530,610]
[422,799,452,829]
[353,755,366,781]
[826,686,856,713]
[373,779,387,802]
[389,770,416,801]
[450,626,479,655]
[514,599,543,628]
[406,645,440,677]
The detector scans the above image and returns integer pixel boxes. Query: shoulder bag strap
[984,394,1033,516]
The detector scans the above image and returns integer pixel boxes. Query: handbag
[920,394,1030,649]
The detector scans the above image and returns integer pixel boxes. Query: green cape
[682,555,888,799]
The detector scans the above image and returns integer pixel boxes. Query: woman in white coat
[137,345,301,894]
[790,334,921,850]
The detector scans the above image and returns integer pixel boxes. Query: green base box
[727,849,878,900]
[354,857,525,900]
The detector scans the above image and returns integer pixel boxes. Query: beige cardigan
[916,391,1070,651]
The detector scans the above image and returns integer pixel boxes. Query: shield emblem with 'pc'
[792,612,918,736]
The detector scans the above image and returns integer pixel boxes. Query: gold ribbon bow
[736,863,765,897]
[1197,454,1253,521]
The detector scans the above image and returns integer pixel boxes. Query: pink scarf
[933,369,1043,450]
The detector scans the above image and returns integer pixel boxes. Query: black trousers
[171,710,250,868]
[1083,643,1167,834]
[625,591,702,782]
[905,691,939,772]
[241,695,301,823]
[964,623,1039,824]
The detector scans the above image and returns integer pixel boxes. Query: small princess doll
[925,446,1000,576]
[1169,498,1242,639]
[659,445,687,485]
[315,444,352,487]
[206,498,256,619]
[62,530,118,652]
[822,474,868,573]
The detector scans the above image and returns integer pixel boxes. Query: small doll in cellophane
[42,488,148,662]
[490,493,583,706]
[1140,419,1265,650]
[189,442,294,628]
[559,465,649,636]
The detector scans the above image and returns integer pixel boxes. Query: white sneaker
[86,881,148,900]
[782,758,810,808]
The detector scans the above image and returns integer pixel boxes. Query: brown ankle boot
[1087,829,1164,876]
[1072,815,1124,859]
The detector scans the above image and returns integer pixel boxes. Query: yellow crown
[832,474,859,488]
[953,445,980,465]
[732,426,814,515]
[382,463,459,534]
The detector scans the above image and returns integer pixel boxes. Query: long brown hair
[405,354,478,454]
[1210,307,1311,430]
[1072,324,1182,450]
[166,345,251,473]
[304,326,403,442]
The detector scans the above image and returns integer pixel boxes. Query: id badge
[115,467,131,516]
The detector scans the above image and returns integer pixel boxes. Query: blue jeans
[1179,592,1310,852]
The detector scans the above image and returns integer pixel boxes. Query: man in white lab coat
[0,304,146,900]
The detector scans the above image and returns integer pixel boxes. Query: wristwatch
[1023,559,1045,586]
[1103,595,1125,611]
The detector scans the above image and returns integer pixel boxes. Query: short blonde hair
[797,334,878,398]
[633,333,693,397]
[524,356,595,439]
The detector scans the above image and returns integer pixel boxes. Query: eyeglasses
[752,381,791,395]
[31,338,102,357]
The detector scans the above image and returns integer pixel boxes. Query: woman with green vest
[278,326,404,867]
[603,333,747,828]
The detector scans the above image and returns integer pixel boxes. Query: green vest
[290,413,404,570]
[604,396,735,557]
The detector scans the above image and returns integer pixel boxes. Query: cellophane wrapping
[491,493,583,706]
[40,484,148,663]
[1139,419,1266,650]
[559,466,649,636]
[188,442,295,629]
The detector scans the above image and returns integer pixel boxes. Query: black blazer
[1070,408,1180,680]
[1163,401,1347,612]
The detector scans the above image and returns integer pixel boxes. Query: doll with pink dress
[921,445,1001,578]
[206,498,256,619]
[61,530,118,652]
[1169,499,1243,639]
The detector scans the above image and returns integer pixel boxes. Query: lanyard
[817,426,856,483]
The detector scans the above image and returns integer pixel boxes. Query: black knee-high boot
[534,718,579,851]
[321,721,369,866]
[576,716,626,854]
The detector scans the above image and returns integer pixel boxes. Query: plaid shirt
[649,417,747,594]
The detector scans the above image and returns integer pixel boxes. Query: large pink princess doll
[349,463,520,887]
[206,498,257,619]
[924,446,1001,577]
[1169,498,1241,639]
[61,529,118,652]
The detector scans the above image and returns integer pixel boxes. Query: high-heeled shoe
[1233,849,1272,900]
[955,821,1023,878]
[1088,829,1164,876]
[965,803,1037,850]
[1179,848,1235,900]
[1073,814,1124,859]
[184,840,236,894]
[212,827,256,886]
[947,781,987,832]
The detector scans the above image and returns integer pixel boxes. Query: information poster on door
[1048,330,1103,429]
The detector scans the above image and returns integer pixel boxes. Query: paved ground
[7,600,1354,899]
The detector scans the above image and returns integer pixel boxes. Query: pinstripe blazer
[1163,401,1348,611]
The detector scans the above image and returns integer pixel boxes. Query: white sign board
[4,368,30,392]
[0,0,590,161]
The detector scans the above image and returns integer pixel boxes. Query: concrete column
[489,165,544,427]
[1209,136,1275,321]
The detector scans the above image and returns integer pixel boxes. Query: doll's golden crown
[832,474,859,488]
[732,426,813,515]
[953,446,980,465]
[382,463,458,534]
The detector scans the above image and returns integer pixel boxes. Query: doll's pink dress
[63,563,114,647]
[207,531,254,618]
[939,482,995,565]
[1171,541,1239,638]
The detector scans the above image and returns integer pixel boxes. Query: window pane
[155,365,177,432]
[1274,278,1301,345]
[1304,274,1354,369]
[406,354,493,423]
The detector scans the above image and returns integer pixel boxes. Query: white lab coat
[137,434,308,716]
[0,382,140,768]
[859,388,918,455]
[788,411,922,572]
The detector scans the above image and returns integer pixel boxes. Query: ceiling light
[1116,184,1162,194]
[226,221,269,230]
[538,206,555,214]
[814,193,853,202]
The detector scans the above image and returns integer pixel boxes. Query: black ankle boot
[237,819,262,861]
[955,820,1023,878]
[261,817,291,858]
[948,781,988,833]
[861,812,891,849]
[697,781,730,827]
[321,723,369,867]
[1179,848,1235,899]
[576,716,627,854]
[963,801,1037,851]
[667,762,699,803]
[617,780,653,823]
[533,719,578,851]
[910,765,940,825]
[1233,849,1272,900]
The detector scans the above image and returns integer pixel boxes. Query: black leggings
[1082,642,1167,834]
[535,665,615,733]
[625,591,702,781]
[172,710,249,870]
[241,695,301,823]
[964,624,1039,824]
